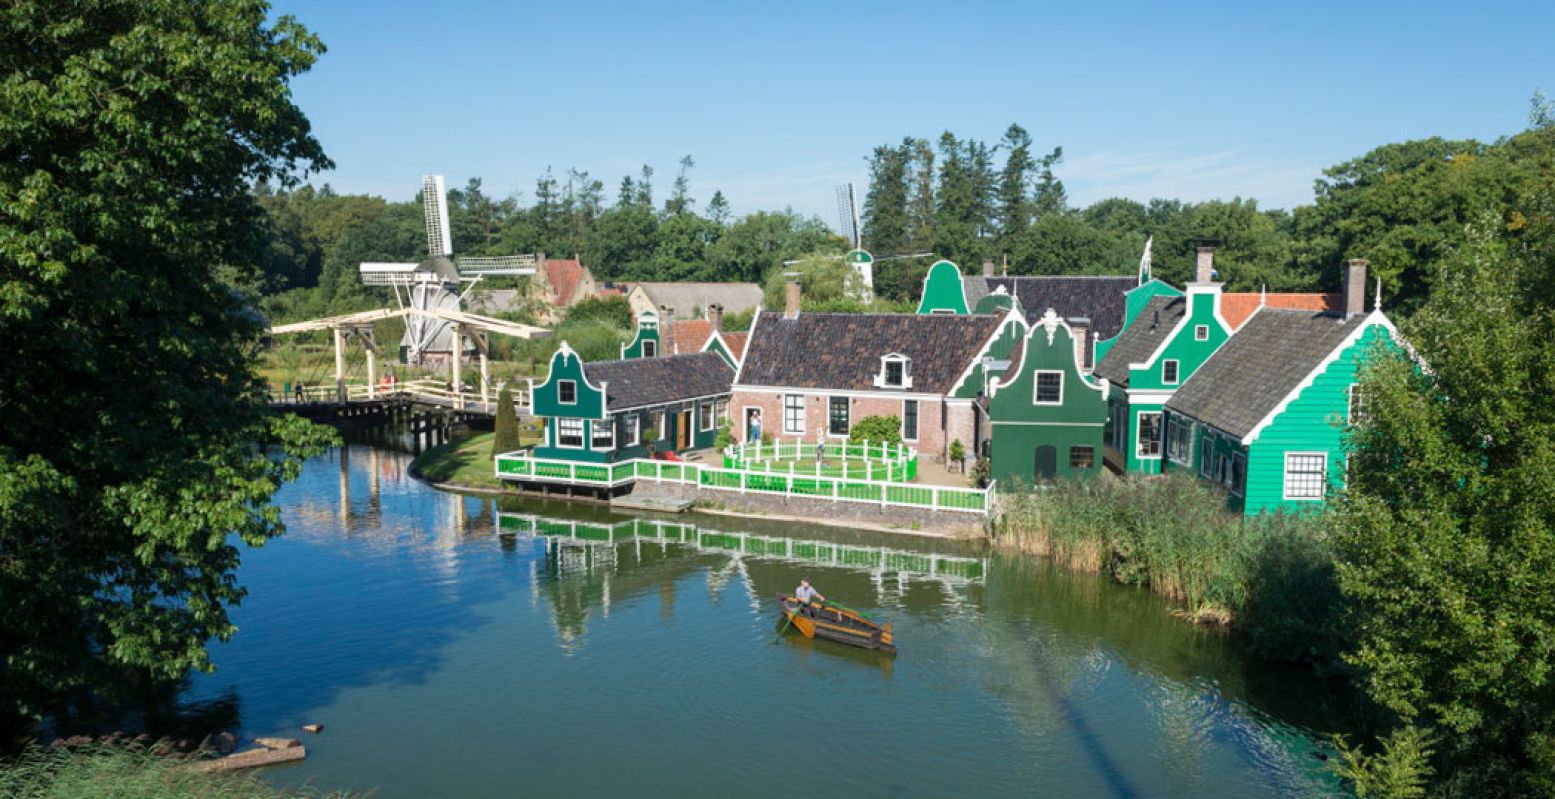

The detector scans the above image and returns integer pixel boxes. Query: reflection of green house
[1162,260,1400,515]
[987,309,1109,483]
[528,343,733,462]
[1093,247,1232,475]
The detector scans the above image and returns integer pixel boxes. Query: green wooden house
[1161,268,1398,514]
[619,309,662,359]
[916,259,971,315]
[987,309,1110,483]
[1092,247,1233,474]
[528,342,734,463]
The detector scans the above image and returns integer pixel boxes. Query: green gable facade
[950,310,1029,400]
[916,260,970,315]
[702,331,738,369]
[529,344,733,464]
[972,286,1017,315]
[1093,278,1183,363]
[620,310,661,359]
[988,309,1109,484]
[1094,284,1232,475]
[1162,309,1399,515]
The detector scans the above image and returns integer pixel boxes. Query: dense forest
[256,109,1555,325]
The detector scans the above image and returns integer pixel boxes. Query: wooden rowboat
[777,595,896,655]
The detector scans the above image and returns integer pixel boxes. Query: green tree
[0,0,337,729]
[761,250,856,310]
[996,124,1036,252]
[1334,215,1555,795]
[862,140,912,255]
[704,210,838,284]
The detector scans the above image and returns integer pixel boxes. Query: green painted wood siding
[1094,279,1182,363]
[953,316,1028,399]
[1123,289,1231,392]
[704,334,736,368]
[621,313,661,359]
[1242,323,1393,514]
[916,260,969,315]
[530,347,606,420]
[988,313,1108,484]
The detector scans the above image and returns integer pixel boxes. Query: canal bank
[187,442,1357,797]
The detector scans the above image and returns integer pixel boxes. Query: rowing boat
[776,594,896,655]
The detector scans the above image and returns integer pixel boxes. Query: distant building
[625,282,763,323]
[986,309,1110,484]
[463,256,604,324]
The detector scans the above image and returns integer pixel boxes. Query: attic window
[642,339,657,357]
[1163,360,1180,385]
[875,354,913,389]
[1194,324,1209,341]
[558,380,577,404]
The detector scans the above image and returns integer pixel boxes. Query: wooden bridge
[267,305,548,412]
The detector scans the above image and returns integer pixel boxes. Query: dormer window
[558,380,577,404]
[875,353,913,389]
[642,339,657,357]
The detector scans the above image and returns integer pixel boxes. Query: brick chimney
[1343,258,1368,320]
[708,303,723,331]
[1194,245,1216,284]
[784,279,801,318]
[982,259,995,278]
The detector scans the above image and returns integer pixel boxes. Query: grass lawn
[412,431,537,492]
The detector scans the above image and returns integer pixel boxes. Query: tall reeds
[997,473,1341,659]
[0,743,360,799]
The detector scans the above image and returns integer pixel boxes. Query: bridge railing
[494,451,994,515]
[269,379,528,412]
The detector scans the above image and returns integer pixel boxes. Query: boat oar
[821,599,874,621]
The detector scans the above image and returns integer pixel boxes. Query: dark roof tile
[738,312,1002,395]
[584,351,733,411]
[1092,295,1185,386]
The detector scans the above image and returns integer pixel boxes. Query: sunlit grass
[0,744,362,799]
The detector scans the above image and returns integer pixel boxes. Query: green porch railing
[492,450,993,515]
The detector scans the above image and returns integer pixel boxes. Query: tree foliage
[493,386,520,456]
[847,415,903,446]
[0,0,337,728]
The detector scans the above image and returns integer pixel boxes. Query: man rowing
[795,578,825,605]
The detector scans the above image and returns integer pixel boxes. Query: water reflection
[189,443,1349,799]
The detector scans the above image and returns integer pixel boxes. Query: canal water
[187,443,1351,798]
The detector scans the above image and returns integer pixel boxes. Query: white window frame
[556,417,585,449]
[1033,370,1064,405]
[901,399,919,442]
[782,394,805,434]
[699,400,715,432]
[623,413,641,447]
[591,418,614,450]
[1348,383,1369,424]
[642,339,657,357]
[1194,324,1209,341]
[1199,431,1213,477]
[827,396,850,437]
[558,379,577,405]
[1282,451,1328,501]
[716,398,729,425]
[1136,411,1163,459]
[875,353,913,389]
[1162,359,1180,385]
[1230,452,1247,498]
[1166,416,1192,466]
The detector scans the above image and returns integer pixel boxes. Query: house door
[1034,445,1057,481]
[677,410,692,450]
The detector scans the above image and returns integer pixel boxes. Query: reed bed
[996,474,1342,662]
[0,744,361,799]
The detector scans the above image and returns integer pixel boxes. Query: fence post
[932,486,940,511]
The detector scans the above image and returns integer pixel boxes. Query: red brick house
[730,292,1025,463]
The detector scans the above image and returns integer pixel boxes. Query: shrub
[0,743,361,798]
[713,422,732,451]
[848,415,902,446]
[948,439,966,466]
[564,295,633,328]
[493,385,520,456]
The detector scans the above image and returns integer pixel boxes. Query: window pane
[699,401,714,431]
[1137,412,1162,457]
[559,381,576,403]
[1034,371,1062,403]
[885,360,903,386]
[558,418,584,447]
[643,340,656,357]
[903,400,918,440]
[591,419,613,449]
[1163,360,1179,384]
[1284,453,1326,499]
[1069,446,1094,469]
[783,394,804,433]
[829,396,849,435]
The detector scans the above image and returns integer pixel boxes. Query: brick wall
[729,389,976,463]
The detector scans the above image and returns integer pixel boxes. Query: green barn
[528,343,734,463]
[987,309,1110,483]
[1093,247,1233,475]
[1161,270,1398,514]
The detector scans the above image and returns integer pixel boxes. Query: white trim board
[1241,312,1400,446]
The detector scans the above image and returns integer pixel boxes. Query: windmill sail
[1138,235,1153,285]
[423,174,453,258]
[835,182,860,249]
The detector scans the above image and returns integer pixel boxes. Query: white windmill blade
[422,174,453,258]
[359,262,424,286]
[455,254,539,275]
[835,182,860,249]
[874,252,934,263]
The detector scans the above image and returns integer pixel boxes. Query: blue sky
[271,0,1554,223]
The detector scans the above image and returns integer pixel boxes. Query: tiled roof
[1221,292,1341,330]
[584,351,733,412]
[543,258,586,305]
[665,319,749,360]
[1166,309,1368,440]
[634,282,763,317]
[970,275,1136,367]
[1092,296,1185,387]
[738,312,1003,395]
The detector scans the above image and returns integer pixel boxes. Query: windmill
[359,175,538,363]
